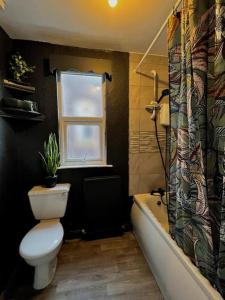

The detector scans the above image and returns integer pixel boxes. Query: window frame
[56,71,107,168]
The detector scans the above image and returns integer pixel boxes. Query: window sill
[58,164,113,169]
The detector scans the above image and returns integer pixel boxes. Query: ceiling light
[108,0,118,8]
[0,0,5,10]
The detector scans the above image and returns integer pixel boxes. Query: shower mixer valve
[145,101,161,120]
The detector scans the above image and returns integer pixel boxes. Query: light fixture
[108,0,118,8]
[0,0,5,10]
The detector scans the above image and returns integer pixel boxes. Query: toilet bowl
[19,184,70,289]
[20,220,63,289]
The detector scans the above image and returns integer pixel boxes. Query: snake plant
[39,133,60,177]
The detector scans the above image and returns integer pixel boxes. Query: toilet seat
[19,220,64,260]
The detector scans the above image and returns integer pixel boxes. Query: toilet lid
[19,220,64,259]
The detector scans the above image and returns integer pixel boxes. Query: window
[57,71,107,167]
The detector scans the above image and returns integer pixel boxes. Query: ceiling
[0,0,178,55]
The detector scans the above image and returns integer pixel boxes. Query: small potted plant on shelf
[39,133,60,188]
[9,52,35,83]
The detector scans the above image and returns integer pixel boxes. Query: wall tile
[129,53,168,65]
[157,67,169,88]
[129,85,140,109]
[129,174,140,196]
[140,63,156,75]
[129,153,140,175]
[129,131,140,154]
[138,173,166,194]
[140,72,154,87]
[139,153,164,175]
[129,63,140,85]
[139,131,166,153]
[139,64,168,88]
[129,53,169,196]
[139,87,155,108]
[129,130,166,154]
[129,53,143,63]
[145,55,168,65]
[140,110,155,131]
[129,109,140,131]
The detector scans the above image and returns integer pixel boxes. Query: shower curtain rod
[135,0,182,72]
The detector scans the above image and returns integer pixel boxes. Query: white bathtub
[131,194,223,300]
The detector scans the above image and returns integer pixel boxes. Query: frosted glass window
[61,73,103,118]
[57,71,106,167]
[67,124,101,161]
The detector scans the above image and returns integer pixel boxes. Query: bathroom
[0,0,225,299]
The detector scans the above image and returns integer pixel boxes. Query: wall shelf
[3,79,36,93]
[1,79,44,122]
[0,109,45,122]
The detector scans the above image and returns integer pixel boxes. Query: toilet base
[33,257,57,290]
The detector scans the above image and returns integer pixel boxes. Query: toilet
[19,183,70,290]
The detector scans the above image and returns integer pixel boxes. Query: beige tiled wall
[129,53,169,196]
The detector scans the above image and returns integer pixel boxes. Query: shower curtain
[168,0,225,296]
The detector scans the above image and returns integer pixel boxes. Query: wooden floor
[10,233,163,300]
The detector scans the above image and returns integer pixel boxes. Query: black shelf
[0,109,45,122]
[3,79,36,93]
[1,79,45,122]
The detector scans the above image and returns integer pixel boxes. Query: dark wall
[0,27,20,291]
[0,29,129,291]
[11,40,129,233]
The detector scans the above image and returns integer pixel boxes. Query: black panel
[83,176,122,239]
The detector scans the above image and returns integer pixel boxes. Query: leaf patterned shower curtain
[168,0,225,296]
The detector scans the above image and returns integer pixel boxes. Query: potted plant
[39,133,60,188]
[9,52,35,83]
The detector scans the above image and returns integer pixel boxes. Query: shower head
[157,89,169,103]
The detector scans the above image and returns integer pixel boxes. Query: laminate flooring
[6,232,163,300]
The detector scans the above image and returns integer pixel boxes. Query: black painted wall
[0,27,20,291]
[12,39,129,232]
[0,28,129,291]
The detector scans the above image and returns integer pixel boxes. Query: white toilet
[19,183,70,290]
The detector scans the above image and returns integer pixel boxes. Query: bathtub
[131,194,223,300]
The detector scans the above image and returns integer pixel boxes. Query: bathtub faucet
[151,188,167,206]
[151,188,165,197]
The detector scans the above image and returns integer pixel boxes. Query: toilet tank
[28,184,71,220]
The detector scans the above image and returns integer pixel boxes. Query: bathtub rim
[133,193,223,300]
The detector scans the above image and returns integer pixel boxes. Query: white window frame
[57,71,107,168]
